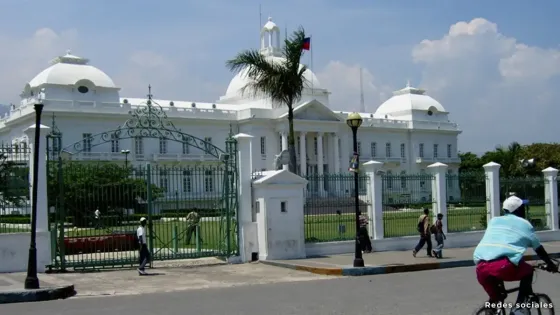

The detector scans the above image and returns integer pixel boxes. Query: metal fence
[48,162,237,270]
[382,173,434,237]
[446,172,487,232]
[303,173,370,243]
[0,143,30,234]
[500,176,547,231]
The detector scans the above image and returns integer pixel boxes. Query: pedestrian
[94,208,101,229]
[137,217,150,275]
[185,210,201,245]
[432,213,446,258]
[358,211,372,253]
[413,208,433,257]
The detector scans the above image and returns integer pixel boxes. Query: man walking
[185,210,201,245]
[137,217,150,275]
[413,208,433,257]
[358,211,372,253]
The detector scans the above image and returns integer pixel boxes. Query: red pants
[476,257,533,301]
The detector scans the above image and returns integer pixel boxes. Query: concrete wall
[0,231,51,273]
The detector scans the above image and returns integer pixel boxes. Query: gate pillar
[233,133,255,263]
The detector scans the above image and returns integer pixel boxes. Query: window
[447,144,452,158]
[159,137,167,154]
[279,135,282,151]
[386,170,393,189]
[182,135,190,154]
[400,171,407,189]
[204,137,212,152]
[205,170,213,192]
[52,138,61,156]
[385,142,391,157]
[338,138,341,158]
[77,86,89,94]
[135,137,144,155]
[370,142,377,157]
[447,169,453,188]
[111,133,119,153]
[400,143,406,158]
[419,143,424,158]
[433,144,438,158]
[357,142,361,155]
[280,201,287,213]
[314,137,318,155]
[260,136,266,155]
[420,169,426,189]
[297,137,300,154]
[182,171,191,193]
[159,174,168,192]
[82,133,92,152]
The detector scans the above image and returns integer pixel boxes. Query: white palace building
[0,18,462,201]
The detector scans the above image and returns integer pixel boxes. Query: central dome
[224,56,321,97]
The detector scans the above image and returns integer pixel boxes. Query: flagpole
[259,4,262,47]
[310,35,314,95]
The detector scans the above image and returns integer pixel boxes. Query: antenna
[359,67,365,113]
[259,4,262,28]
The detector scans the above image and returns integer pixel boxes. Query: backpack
[417,216,426,233]
[430,224,438,234]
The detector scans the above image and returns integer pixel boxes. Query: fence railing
[0,143,30,234]
[501,176,548,231]
[446,172,487,232]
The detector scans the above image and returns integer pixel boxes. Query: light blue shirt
[473,214,541,266]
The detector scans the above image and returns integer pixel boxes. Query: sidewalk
[260,241,560,276]
[0,274,75,304]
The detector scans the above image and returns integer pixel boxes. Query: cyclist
[473,195,558,314]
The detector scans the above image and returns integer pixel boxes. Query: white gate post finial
[483,162,501,222]
[542,167,559,231]
[363,160,384,240]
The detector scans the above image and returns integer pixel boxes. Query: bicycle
[474,260,558,315]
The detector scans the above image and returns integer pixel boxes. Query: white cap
[503,196,523,213]
[140,217,147,222]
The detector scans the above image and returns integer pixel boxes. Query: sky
[0,0,558,154]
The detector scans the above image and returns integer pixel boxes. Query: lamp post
[25,103,44,290]
[121,149,130,168]
[346,112,364,268]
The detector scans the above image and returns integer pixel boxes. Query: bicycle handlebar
[535,258,560,273]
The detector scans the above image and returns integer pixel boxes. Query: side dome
[374,85,446,115]
[28,51,116,88]
[224,56,321,97]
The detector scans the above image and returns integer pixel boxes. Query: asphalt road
[3,266,559,315]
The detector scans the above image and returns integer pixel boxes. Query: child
[432,213,446,258]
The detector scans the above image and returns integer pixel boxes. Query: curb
[0,284,76,304]
[261,252,560,277]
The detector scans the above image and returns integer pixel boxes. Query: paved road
[4,266,559,315]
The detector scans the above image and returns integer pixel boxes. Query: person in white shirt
[137,217,150,275]
[94,209,101,229]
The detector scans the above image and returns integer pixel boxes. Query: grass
[304,205,550,242]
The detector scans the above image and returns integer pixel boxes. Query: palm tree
[226,27,309,173]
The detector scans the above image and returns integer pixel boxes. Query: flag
[302,37,311,51]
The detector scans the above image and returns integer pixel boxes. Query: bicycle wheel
[530,294,554,315]
[474,305,506,315]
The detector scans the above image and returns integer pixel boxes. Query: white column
[317,133,324,194]
[280,131,288,170]
[543,167,559,231]
[428,162,448,234]
[483,162,501,221]
[333,134,340,173]
[299,132,307,176]
[23,124,50,233]
[232,133,254,262]
[364,160,384,240]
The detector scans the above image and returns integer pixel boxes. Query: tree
[458,152,484,173]
[226,27,309,173]
[0,152,29,210]
[48,162,163,225]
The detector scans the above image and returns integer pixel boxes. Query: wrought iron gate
[45,92,238,271]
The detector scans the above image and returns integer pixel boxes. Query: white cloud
[411,18,560,152]
[316,61,391,112]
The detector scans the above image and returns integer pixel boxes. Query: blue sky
[0,0,559,153]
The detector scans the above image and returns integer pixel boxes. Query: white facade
[0,17,462,200]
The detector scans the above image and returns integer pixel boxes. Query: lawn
[304,205,550,242]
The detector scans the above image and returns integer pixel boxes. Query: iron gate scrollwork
[46,87,239,271]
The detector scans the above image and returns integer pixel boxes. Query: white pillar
[333,134,340,173]
[232,133,254,262]
[364,160,384,240]
[299,132,307,176]
[483,162,501,221]
[317,133,324,194]
[23,124,50,233]
[280,131,288,170]
[428,162,448,234]
[543,167,559,231]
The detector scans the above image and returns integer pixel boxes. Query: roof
[374,85,447,115]
[252,169,308,186]
[28,51,116,89]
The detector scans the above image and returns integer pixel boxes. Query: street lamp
[121,149,130,168]
[346,112,364,268]
[25,103,44,290]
